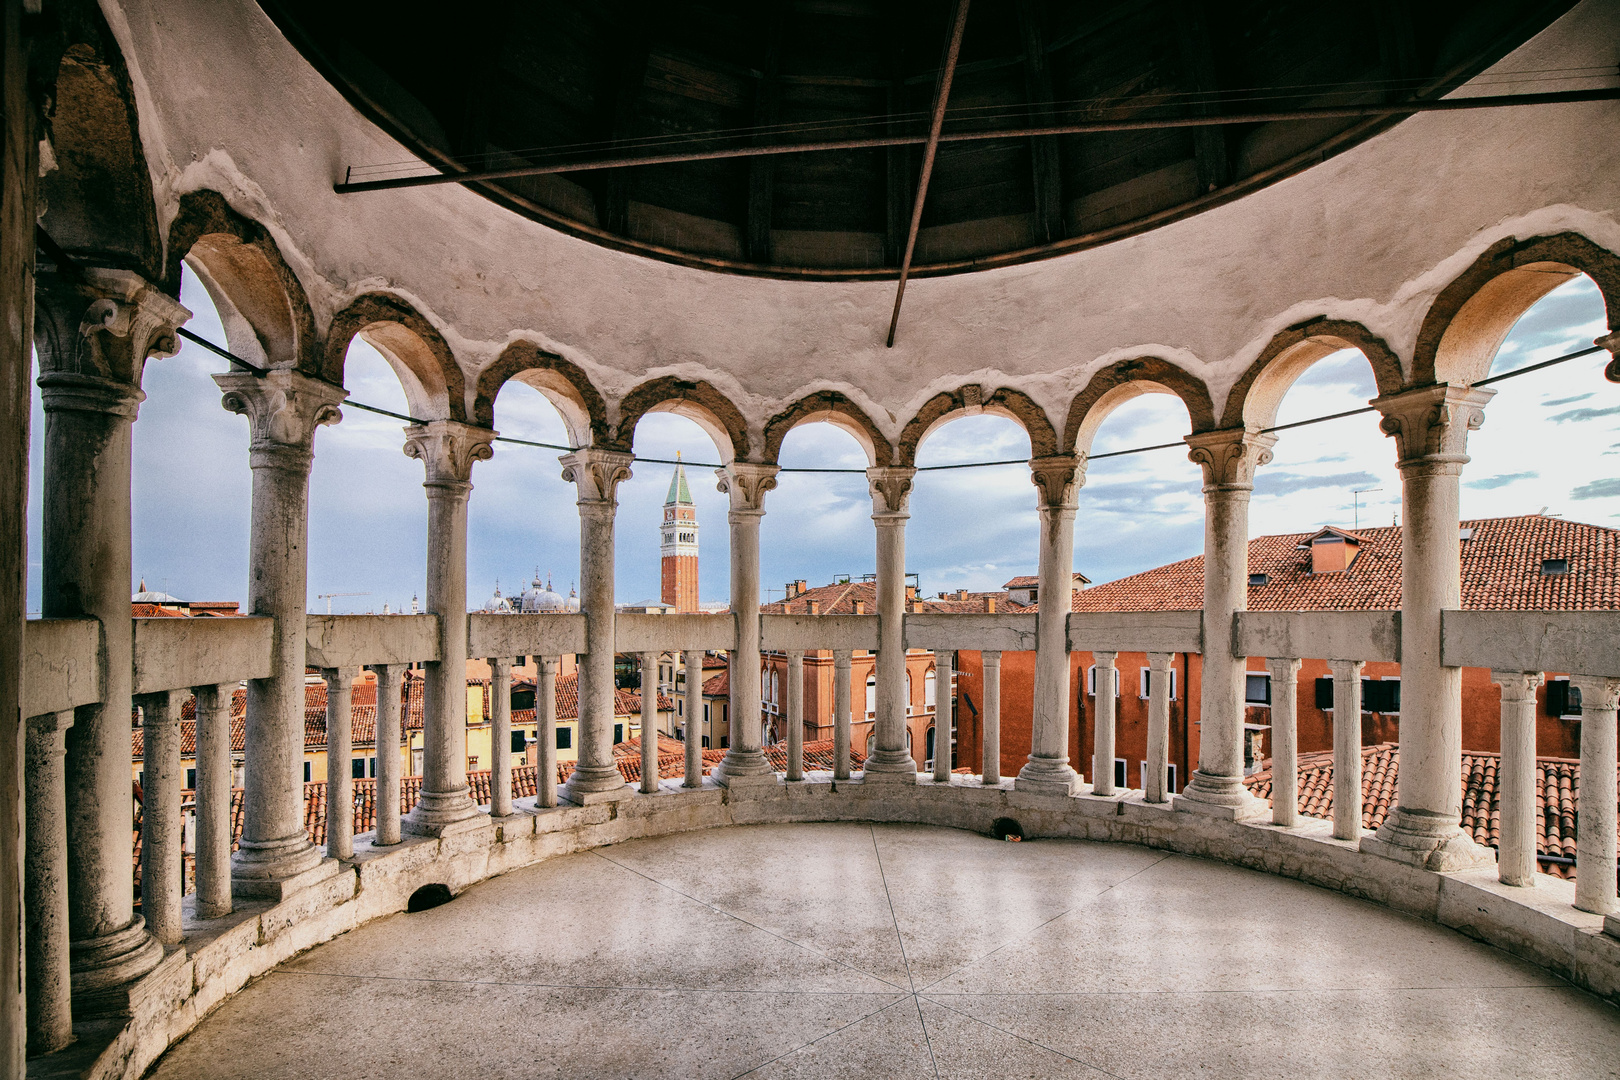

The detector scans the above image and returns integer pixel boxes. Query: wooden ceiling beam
[1172,0,1228,195]
[593,0,655,236]
[1016,0,1064,245]
[745,8,785,263]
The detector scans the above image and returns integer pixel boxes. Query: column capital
[1596,329,1620,383]
[24,710,72,739]
[1490,670,1544,703]
[866,465,916,520]
[559,446,634,506]
[404,419,496,486]
[214,368,347,457]
[1184,427,1277,490]
[1370,383,1495,470]
[1029,454,1083,510]
[1569,674,1620,712]
[716,461,779,516]
[35,267,191,389]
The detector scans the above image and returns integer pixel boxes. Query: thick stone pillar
[1491,670,1543,887]
[681,650,703,788]
[932,652,953,783]
[490,657,514,815]
[1330,659,1365,842]
[37,268,187,994]
[1018,455,1082,796]
[369,664,405,845]
[136,691,183,946]
[712,462,779,786]
[1090,650,1119,795]
[402,421,494,835]
[215,368,345,896]
[833,650,853,781]
[559,448,634,804]
[322,667,357,860]
[24,711,73,1053]
[1266,658,1302,826]
[1145,652,1174,803]
[639,653,658,794]
[1176,428,1275,820]
[192,683,234,916]
[1570,676,1619,915]
[537,657,560,807]
[1361,385,1495,870]
[980,651,1001,785]
[786,651,804,781]
[864,467,918,780]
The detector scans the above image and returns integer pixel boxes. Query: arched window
[770,669,780,711]
[905,671,913,715]
[925,725,935,766]
[924,667,936,709]
[865,673,876,718]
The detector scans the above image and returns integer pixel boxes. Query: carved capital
[866,466,916,519]
[559,447,634,506]
[1028,454,1082,510]
[1371,384,1494,470]
[715,461,779,515]
[1184,427,1277,490]
[35,268,191,388]
[404,420,496,485]
[214,368,346,457]
[1490,670,1544,703]
[1570,675,1620,714]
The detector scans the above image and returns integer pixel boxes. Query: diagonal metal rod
[886,0,971,348]
[332,86,1620,195]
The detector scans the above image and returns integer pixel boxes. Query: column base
[229,831,326,897]
[1360,807,1496,872]
[711,747,775,785]
[403,785,484,837]
[1015,757,1081,798]
[861,748,918,780]
[68,916,164,1011]
[1174,769,1268,821]
[232,856,342,902]
[1605,913,1620,940]
[559,766,633,805]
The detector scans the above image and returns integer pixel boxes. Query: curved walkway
[147,823,1620,1079]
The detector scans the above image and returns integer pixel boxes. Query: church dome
[482,582,513,613]
[520,572,567,613]
[132,579,179,604]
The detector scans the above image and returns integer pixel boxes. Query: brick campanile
[660,456,699,611]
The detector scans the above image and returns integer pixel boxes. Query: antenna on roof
[1351,487,1382,530]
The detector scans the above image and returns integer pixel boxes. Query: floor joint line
[924,995,1130,1079]
[726,995,914,1080]
[869,824,917,994]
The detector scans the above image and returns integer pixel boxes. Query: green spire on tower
[665,452,693,506]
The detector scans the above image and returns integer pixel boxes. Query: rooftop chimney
[986,597,996,614]
[854,600,866,615]
[808,599,820,615]
[905,584,917,601]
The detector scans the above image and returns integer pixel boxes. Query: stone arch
[323,293,466,423]
[613,378,752,464]
[474,342,608,449]
[1414,232,1620,388]
[1222,319,1405,430]
[896,386,1058,467]
[164,190,319,373]
[762,391,892,468]
[1063,358,1217,457]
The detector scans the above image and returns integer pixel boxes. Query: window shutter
[352,758,366,779]
[1546,681,1582,717]
[1314,678,1334,710]
[511,730,528,753]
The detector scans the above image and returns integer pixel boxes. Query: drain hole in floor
[991,817,1024,842]
[407,884,454,912]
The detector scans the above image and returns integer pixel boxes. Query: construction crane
[317,591,370,615]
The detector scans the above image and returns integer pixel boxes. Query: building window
[866,673,877,718]
[369,756,377,777]
[1546,678,1582,718]
[1541,557,1570,576]
[701,736,710,748]
[511,730,528,753]
[1314,677,1334,710]
[185,767,196,790]
[1244,673,1270,706]
[925,668,936,709]
[1086,665,1120,697]
[467,756,478,770]
[613,723,624,744]
[349,758,364,779]
[303,761,312,783]
[1141,762,1179,793]
[1114,759,1127,789]
[1140,667,1179,700]
[905,671,913,715]
[556,727,572,750]
[1365,678,1400,714]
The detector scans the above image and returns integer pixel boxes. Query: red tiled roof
[762,578,1016,615]
[1068,515,1620,613]
[703,669,729,696]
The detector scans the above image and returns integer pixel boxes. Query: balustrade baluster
[1145,652,1173,803]
[137,691,184,946]
[1491,670,1543,887]
[322,667,357,860]
[24,710,73,1052]
[370,664,405,844]
[933,652,953,783]
[193,683,235,914]
[1091,651,1119,796]
[1329,660,1366,841]
[786,651,804,780]
[1265,659,1301,826]
[981,651,1001,785]
[833,650,852,780]
[1570,676,1619,915]
[682,650,703,788]
[537,657,559,808]
[490,658,514,816]
[640,653,659,794]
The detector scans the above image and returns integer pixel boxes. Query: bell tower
[660,455,699,611]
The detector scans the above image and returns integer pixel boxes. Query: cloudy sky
[23,271,1616,613]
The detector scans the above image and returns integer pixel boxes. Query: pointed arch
[1063,358,1216,457]
[613,377,751,463]
[897,386,1058,467]
[1222,319,1405,430]
[762,391,892,468]
[164,190,319,373]
[1414,232,1620,388]
[473,342,609,450]
[323,293,466,422]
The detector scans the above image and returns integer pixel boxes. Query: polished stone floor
[147,823,1620,1079]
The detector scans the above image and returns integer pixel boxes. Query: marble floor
[146,823,1620,1079]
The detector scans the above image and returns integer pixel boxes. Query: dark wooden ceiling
[264,0,1573,279]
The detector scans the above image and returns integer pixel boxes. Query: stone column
[402,421,495,835]
[25,711,73,1053]
[833,650,853,781]
[537,656,560,807]
[1362,385,1495,870]
[1570,676,1619,915]
[981,651,1001,785]
[192,682,235,916]
[1145,652,1175,803]
[1090,651,1119,795]
[37,268,187,991]
[1176,428,1275,820]
[369,664,405,845]
[711,463,779,785]
[1491,670,1543,887]
[136,691,183,947]
[786,651,805,780]
[1266,658,1302,826]
[215,367,346,897]
[322,667,357,860]
[639,653,658,794]
[490,657,514,816]
[682,650,703,788]
[932,652,954,783]
[1018,455,1082,796]
[1330,659,1365,841]
[864,467,918,780]
[559,448,634,804]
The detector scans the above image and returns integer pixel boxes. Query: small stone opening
[990,817,1024,842]
[407,884,454,912]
